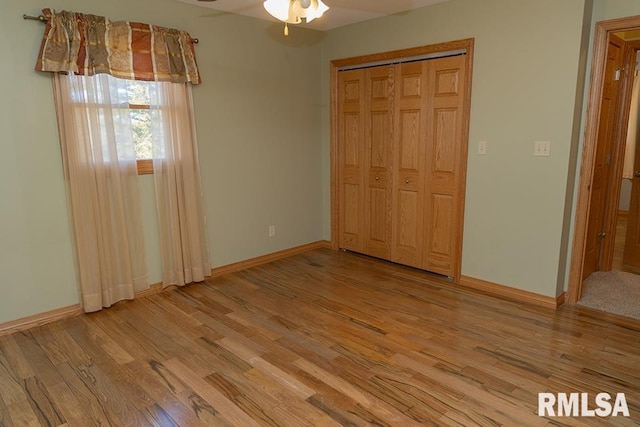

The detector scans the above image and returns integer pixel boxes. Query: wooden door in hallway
[583,34,625,279]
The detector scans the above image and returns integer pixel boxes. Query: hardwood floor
[1,248,640,426]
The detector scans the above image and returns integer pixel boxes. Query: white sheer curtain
[52,73,148,312]
[150,82,211,286]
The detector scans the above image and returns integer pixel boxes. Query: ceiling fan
[197,0,328,35]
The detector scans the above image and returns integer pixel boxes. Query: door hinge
[615,68,622,81]
[605,153,612,165]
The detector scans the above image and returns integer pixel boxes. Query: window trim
[137,159,154,174]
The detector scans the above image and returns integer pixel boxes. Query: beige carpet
[578,270,640,320]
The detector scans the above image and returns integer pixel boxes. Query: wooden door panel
[343,183,360,237]
[370,112,390,168]
[399,110,421,170]
[338,70,365,252]
[343,79,361,100]
[434,68,460,97]
[583,35,624,279]
[391,62,427,266]
[394,190,420,266]
[343,113,361,166]
[423,56,466,276]
[363,66,394,259]
[401,73,423,98]
[425,193,455,274]
[369,187,388,243]
[433,108,458,173]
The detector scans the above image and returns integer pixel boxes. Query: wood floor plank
[142,403,180,427]
[59,359,150,426]
[205,371,281,426]
[0,390,14,427]
[0,349,41,426]
[120,359,207,427]
[22,376,66,426]
[78,315,135,365]
[294,358,371,405]
[62,316,155,412]
[9,331,65,388]
[208,360,318,427]
[241,367,341,427]
[30,321,90,367]
[0,335,35,380]
[46,381,97,427]
[163,357,261,426]
[1,249,640,425]
[97,308,172,362]
[194,312,269,356]
[395,353,546,426]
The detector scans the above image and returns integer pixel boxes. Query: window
[67,75,163,175]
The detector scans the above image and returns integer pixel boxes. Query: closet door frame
[331,38,474,281]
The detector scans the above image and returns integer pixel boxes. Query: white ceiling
[176,0,449,31]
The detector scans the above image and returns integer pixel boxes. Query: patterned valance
[35,9,200,84]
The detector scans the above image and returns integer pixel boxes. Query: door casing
[569,15,640,303]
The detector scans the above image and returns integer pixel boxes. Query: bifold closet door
[363,66,394,260]
[337,69,365,253]
[422,55,467,276]
[391,61,428,268]
[338,54,467,278]
[338,65,394,258]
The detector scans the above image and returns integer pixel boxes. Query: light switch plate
[534,141,551,157]
[478,140,487,155]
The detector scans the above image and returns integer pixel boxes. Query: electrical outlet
[534,141,551,157]
[268,225,276,238]
[478,140,487,155]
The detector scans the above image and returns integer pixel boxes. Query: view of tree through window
[126,80,154,161]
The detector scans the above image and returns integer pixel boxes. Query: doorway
[569,15,640,305]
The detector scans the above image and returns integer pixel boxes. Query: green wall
[592,0,640,21]
[0,0,324,323]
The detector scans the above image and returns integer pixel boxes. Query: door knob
[635,171,640,178]
[375,175,380,181]
[405,178,410,184]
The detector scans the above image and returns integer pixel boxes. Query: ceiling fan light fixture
[263,0,329,34]
[300,0,329,23]
[263,0,290,21]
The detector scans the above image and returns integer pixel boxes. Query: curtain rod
[22,14,199,44]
